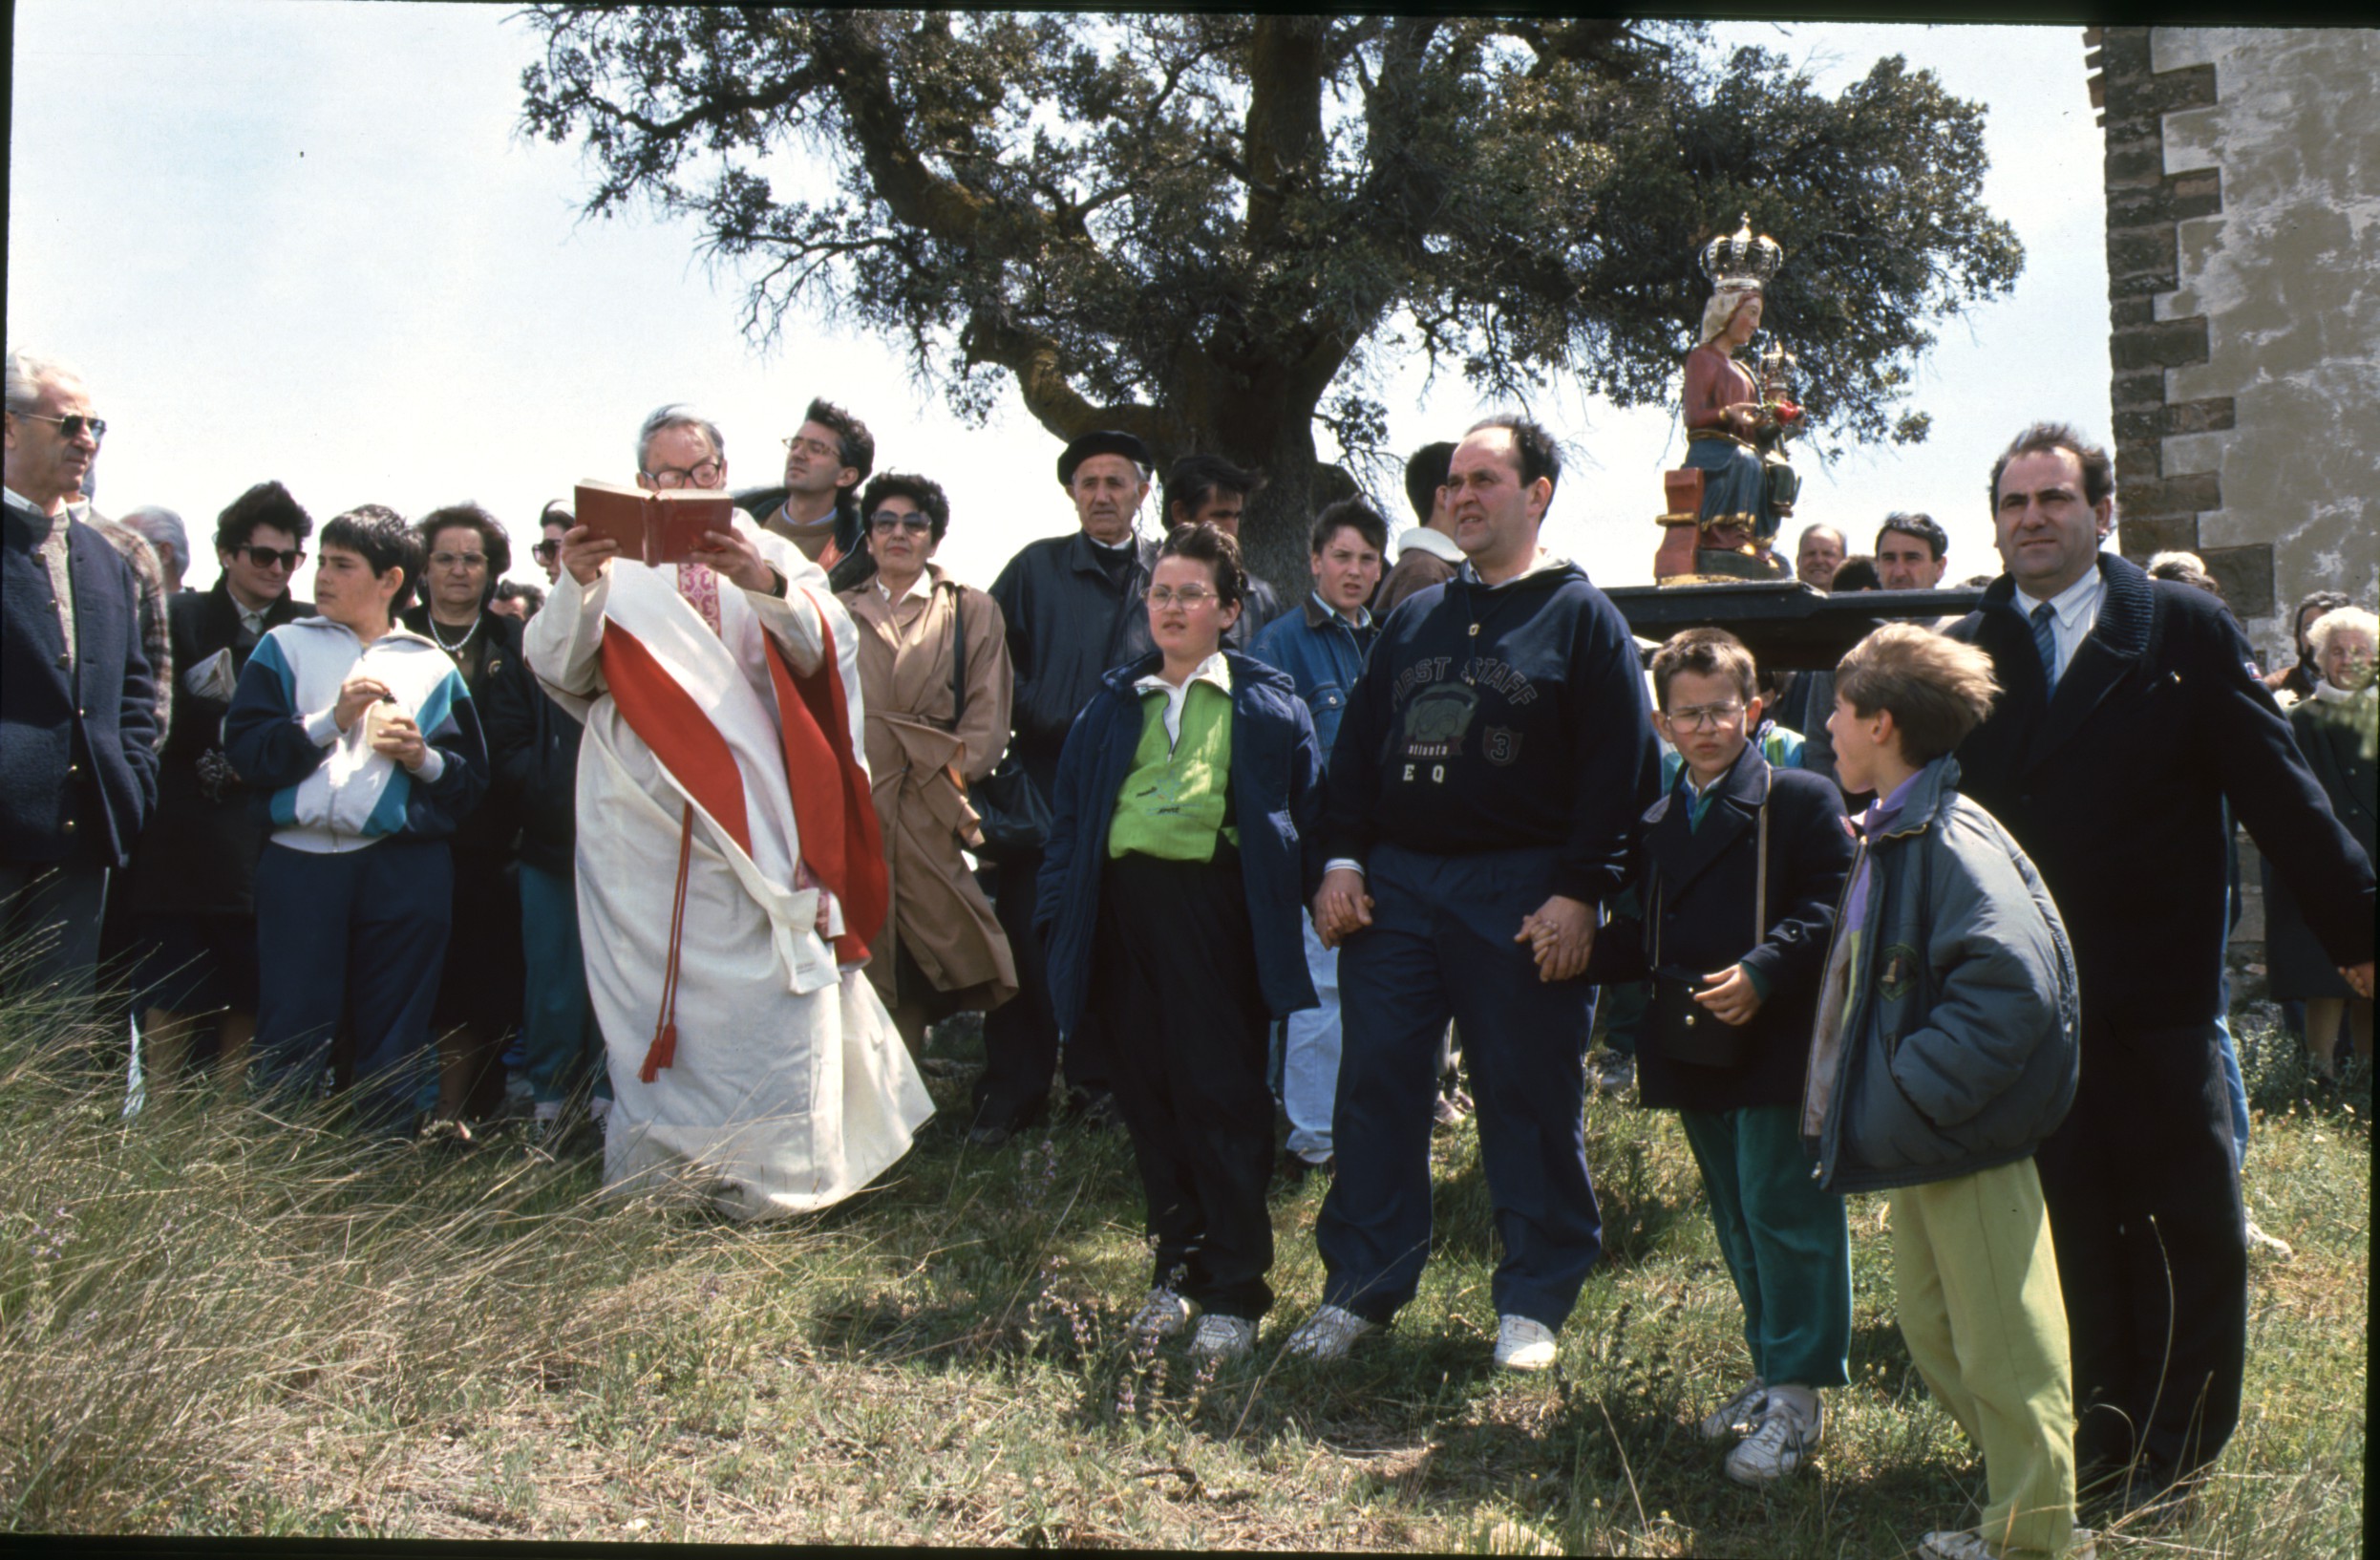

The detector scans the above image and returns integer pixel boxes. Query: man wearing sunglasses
[532,501,572,587]
[2,347,159,1002]
[114,481,315,1085]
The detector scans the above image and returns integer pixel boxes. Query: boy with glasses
[1586,627,1856,1485]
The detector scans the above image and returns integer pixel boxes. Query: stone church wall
[2088,25,2379,672]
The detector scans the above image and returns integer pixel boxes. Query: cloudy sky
[9,5,2110,599]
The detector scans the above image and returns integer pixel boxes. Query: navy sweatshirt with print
[1322,557,1660,905]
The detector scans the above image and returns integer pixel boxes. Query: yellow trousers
[1890,1158,2078,1559]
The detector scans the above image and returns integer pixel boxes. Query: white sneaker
[1187,1314,1257,1362]
[1494,1314,1559,1372]
[1698,1377,1767,1441]
[1725,1393,1821,1485]
[1130,1287,1197,1342]
[2244,1218,2294,1260]
[1919,1528,2097,1560]
[1285,1303,1376,1361]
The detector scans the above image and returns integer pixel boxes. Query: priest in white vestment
[525,405,931,1217]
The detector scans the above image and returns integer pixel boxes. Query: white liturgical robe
[525,521,932,1217]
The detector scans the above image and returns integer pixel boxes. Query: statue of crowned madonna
[1656,215,1807,582]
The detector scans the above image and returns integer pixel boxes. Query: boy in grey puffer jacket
[1805,624,2092,1560]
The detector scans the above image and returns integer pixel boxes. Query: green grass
[2,981,2364,1552]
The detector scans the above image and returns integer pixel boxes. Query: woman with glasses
[115,481,315,1086]
[833,474,1018,1060]
[1033,522,1326,1364]
[398,502,525,1131]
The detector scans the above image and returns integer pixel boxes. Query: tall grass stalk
[1,969,2363,1550]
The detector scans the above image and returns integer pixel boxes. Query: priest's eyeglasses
[1666,701,1747,732]
[645,460,723,489]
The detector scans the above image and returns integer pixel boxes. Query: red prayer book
[573,480,733,566]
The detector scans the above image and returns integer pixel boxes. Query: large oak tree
[521,10,2021,577]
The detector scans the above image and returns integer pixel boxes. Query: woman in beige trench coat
[837,473,1019,1058]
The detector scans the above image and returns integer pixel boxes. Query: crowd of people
[8,340,2377,1560]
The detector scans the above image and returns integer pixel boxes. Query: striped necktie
[2030,601,2060,687]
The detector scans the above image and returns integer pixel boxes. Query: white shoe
[1919,1528,2096,1560]
[1187,1314,1257,1362]
[1697,1377,1767,1441]
[1725,1393,1821,1485]
[1130,1287,1197,1342]
[1284,1303,1376,1361]
[2244,1218,2294,1260]
[1495,1314,1559,1372]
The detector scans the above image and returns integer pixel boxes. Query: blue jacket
[1801,757,2079,1194]
[1248,592,1376,763]
[2,502,159,865]
[1034,650,1326,1039]
[223,618,486,849]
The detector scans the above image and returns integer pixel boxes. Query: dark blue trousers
[1317,841,1603,1329]
[253,837,452,1135]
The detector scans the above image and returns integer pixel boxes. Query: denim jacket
[1248,593,1375,764]
[1801,756,2079,1194]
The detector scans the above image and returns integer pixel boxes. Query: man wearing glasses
[531,501,573,587]
[1,347,159,1002]
[1294,415,1660,1372]
[114,481,315,1085]
[735,397,877,588]
[525,403,929,1216]
[973,429,1163,1143]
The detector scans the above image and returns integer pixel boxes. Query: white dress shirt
[2013,565,2105,687]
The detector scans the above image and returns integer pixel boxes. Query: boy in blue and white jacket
[225,504,485,1134]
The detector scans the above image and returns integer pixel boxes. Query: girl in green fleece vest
[1035,523,1327,1367]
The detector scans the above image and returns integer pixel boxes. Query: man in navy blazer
[2,348,159,998]
[1949,422,2375,1512]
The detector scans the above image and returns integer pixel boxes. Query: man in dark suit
[114,481,314,1079]
[1948,421,2375,1513]
[2,348,159,999]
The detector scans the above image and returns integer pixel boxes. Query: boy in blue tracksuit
[1246,498,1385,1181]
[224,504,485,1135]
[1805,624,2088,1560]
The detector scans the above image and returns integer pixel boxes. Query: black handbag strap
[946,586,969,733]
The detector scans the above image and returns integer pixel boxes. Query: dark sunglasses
[17,411,107,441]
[531,540,562,560]
[236,544,306,571]
[868,510,933,535]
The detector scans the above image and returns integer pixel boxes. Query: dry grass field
[2,977,2363,1553]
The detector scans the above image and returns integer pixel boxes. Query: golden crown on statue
[1698,213,1783,289]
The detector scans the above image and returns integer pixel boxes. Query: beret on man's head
[1056,429,1155,487]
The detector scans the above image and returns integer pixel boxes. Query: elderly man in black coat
[2,348,158,999]
[972,429,1161,1143]
[1948,422,2375,1514]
